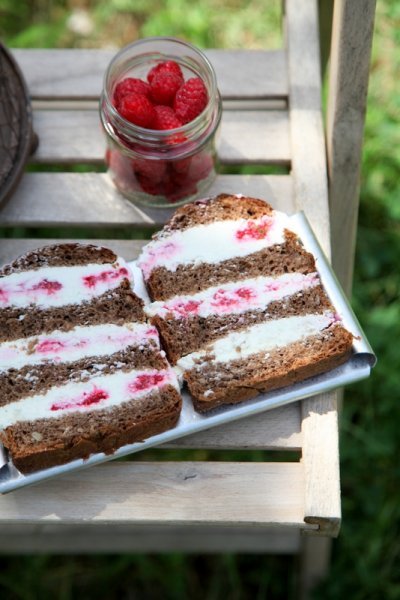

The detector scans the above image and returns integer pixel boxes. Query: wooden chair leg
[299,536,332,600]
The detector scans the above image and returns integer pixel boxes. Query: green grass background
[0,0,399,598]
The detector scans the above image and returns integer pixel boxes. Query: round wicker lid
[0,43,37,208]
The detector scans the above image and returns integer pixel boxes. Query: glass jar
[100,37,222,208]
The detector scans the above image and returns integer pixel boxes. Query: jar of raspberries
[100,37,222,208]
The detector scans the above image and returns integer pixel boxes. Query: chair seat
[0,0,342,555]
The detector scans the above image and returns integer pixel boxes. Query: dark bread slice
[153,285,332,364]
[0,384,182,473]
[0,243,118,277]
[144,195,299,301]
[146,232,315,302]
[162,194,275,235]
[0,243,144,342]
[184,325,354,412]
[0,344,167,407]
[0,280,145,343]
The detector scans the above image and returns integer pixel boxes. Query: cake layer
[146,272,320,320]
[0,259,131,309]
[0,280,145,343]
[0,322,159,372]
[0,243,118,276]
[184,325,354,411]
[152,285,332,364]
[138,212,290,281]
[144,235,316,301]
[1,384,182,473]
[163,194,276,234]
[175,312,337,374]
[0,367,179,429]
[0,344,168,407]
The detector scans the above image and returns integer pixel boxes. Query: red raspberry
[118,93,156,128]
[153,105,183,130]
[113,78,151,107]
[137,173,163,196]
[150,72,184,106]
[147,60,183,84]
[174,77,208,124]
[132,157,167,184]
[187,152,213,183]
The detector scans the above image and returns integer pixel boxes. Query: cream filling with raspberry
[175,312,336,374]
[137,213,290,279]
[145,272,319,320]
[0,368,179,429]
[0,323,159,372]
[0,259,132,309]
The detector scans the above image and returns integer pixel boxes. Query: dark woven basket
[0,43,37,208]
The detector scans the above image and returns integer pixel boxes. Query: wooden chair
[0,1,375,596]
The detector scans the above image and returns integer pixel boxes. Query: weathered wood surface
[0,173,294,228]
[14,49,288,100]
[29,109,291,166]
[285,0,330,255]
[0,524,301,554]
[285,0,341,538]
[327,0,376,293]
[0,462,315,529]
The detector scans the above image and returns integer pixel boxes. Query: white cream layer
[0,322,159,372]
[145,272,319,320]
[0,368,179,429]
[137,213,290,279]
[175,312,335,373]
[0,258,131,309]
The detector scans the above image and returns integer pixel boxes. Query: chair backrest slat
[327,0,376,293]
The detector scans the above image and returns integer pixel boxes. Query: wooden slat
[285,0,330,255]
[0,524,300,554]
[285,0,341,537]
[30,109,291,165]
[164,404,301,450]
[0,462,315,529]
[327,0,376,293]
[13,49,288,100]
[0,173,294,228]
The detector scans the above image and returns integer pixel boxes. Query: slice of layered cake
[139,194,354,412]
[0,243,181,473]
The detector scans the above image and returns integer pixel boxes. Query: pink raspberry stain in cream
[83,266,129,289]
[51,387,109,411]
[31,279,63,294]
[139,241,181,279]
[235,216,273,241]
[210,286,257,312]
[235,286,256,301]
[170,299,200,317]
[35,339,66,354]
[0,278,63,305]
[128,372,166,393]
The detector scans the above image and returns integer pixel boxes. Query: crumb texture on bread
[0,243,182,473]
[138,194,354,411]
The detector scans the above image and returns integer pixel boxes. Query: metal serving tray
[0,212,376,493]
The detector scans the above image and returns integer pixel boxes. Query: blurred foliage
[0,0,399,598]
[0,0,282,49]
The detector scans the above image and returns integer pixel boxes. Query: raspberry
[147,60,183,84]
[150,71,184,106]
[132,157,167,184]
[136,173,163,196]
[118,93,156,128]
[153,105,183,130]
[113,78,151,107]
[174,77,208,123]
